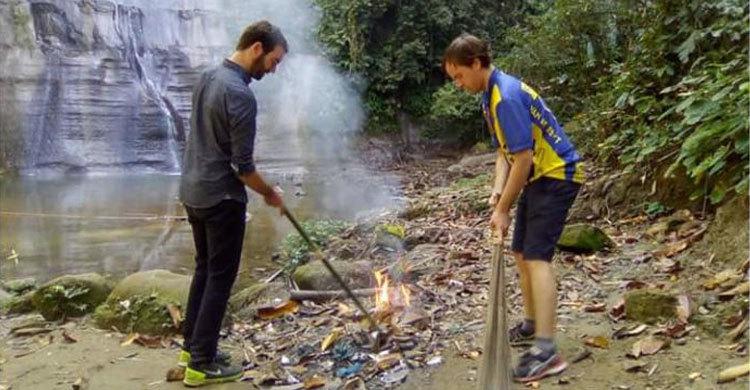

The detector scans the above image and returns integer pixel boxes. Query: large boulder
[557,224,614,253]
[0,288,13,310]
[93,270,190,335]
[1,277,37,294]
[228,282,290,320]
[31,273,112,320]
[2,291,35,315]
[293,260,374,291]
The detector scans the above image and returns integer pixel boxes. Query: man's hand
[490,208,511,238]
[488,191,501,207]
[263,189,283,209]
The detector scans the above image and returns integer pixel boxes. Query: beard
[249,58,267,80]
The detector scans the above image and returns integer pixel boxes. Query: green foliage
[505,0,748,204]
[280,219,348,268]
[501,0,627,121]
[315,0,521,133]
[427,83,483,142]
[644,201,669,217]
[39,285,91,318]
[316,0,748,204]
[11,1,34,49]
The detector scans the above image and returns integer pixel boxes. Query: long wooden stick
[290,288,379,301]
[479,240,512,389]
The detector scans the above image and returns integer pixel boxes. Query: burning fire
[373,271,411,312]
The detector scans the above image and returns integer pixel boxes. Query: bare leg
[525,260,556,339]
[514,251,535,320]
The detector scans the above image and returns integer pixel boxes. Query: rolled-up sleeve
[226,88,257,175]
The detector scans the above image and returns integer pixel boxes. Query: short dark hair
[442,33,491,72]
[236,20,288,53]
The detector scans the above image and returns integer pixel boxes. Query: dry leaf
[166,367,185,382]
[342,377,366,390]
[62,329,78,343]
[120,333,139,347]
[303,374,326,389]
[337,303,352,316]
[717,362,750,383]
[663,240,688,257]
[321,328,343,352]
[619,280,647,290]
[609,298,626,321]
[584,336,610,349]
[614,324,648,340]
[134,334,164,348]
[166,304,182,329]
[727,318,748,341]
[629,336,667,358]
[675,295,690,323]
[625,362,647,373]
[719,282,750,299]
[377,353,402,370]
[258,300,299,320]
[583,303,606,312]
[703,269,739,290]
[663,322,690,339]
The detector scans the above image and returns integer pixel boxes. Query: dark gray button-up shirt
[179,59,257,208]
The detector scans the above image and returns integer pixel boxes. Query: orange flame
[374,271,411,312]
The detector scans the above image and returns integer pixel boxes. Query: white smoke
[220,0,399,219]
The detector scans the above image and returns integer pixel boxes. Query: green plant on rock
[280,219,348,268]
[39,285,91,319]
[94,294,177,335]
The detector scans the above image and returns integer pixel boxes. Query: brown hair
[236,20,288,53]
[442,33,491,72]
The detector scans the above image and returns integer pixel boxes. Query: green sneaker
[178,349,232,368]
[183,361,242,387]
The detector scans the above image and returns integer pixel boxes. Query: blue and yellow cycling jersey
[482,68,584,184]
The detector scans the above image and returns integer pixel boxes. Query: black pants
[182,200,246,366]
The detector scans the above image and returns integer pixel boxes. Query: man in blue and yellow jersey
[443,34,583,382]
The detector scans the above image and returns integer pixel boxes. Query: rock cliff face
[0,0,227,173]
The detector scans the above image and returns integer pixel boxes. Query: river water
[0,167,400,284]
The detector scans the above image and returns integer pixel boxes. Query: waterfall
[113,4,183,172]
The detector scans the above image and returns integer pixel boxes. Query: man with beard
[178,20,287,387]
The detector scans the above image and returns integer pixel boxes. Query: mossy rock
[2,291,35,314]
[376,223,406,250]
[557,224,614,253]
[93,270,190,335]
[293,260,374,291]
[2,277,37,294]
[228,282,290,319]
[0,288,14,311]
[625,289,678,324]
[32,273,112,320]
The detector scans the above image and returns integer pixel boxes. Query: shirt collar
[223,59,253,85]
[485,66,501,96]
